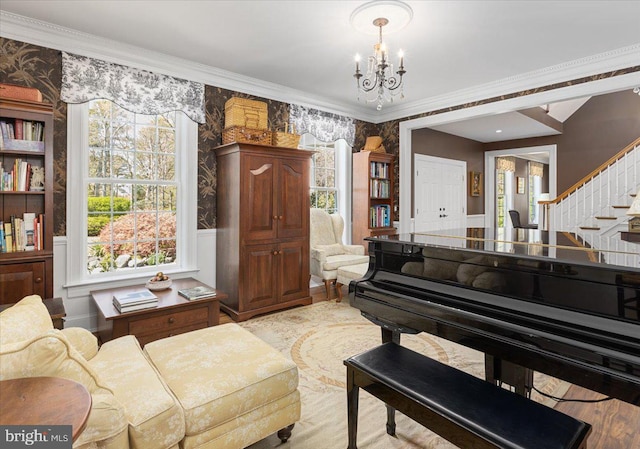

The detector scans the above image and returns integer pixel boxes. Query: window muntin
[85,100,177,275]
[302,135,338,214]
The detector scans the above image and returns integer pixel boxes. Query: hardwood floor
[554,385,640,449]
[221,284,639,449]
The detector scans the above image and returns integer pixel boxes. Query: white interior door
[414,155,466,232]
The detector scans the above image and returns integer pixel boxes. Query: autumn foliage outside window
[86,99,177,274]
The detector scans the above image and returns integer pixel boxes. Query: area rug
[240,299,571,449]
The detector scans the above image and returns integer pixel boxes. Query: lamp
[626,188,640,232]
[351,0,412,111]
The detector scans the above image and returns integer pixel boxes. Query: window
[496,169,514,227]
[302,134,338,214]
[67,100,197,287]
[528,162,543,224]
[299,133,353,243]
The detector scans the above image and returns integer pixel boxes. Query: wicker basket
[222,126,272,146]
[272,124,300,149]
[224,97,268,130]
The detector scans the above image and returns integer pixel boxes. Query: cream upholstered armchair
[310,208,369,299]
[0,295,301,449]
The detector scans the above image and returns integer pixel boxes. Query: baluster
[598,170,603,218]
[589,178,598,222]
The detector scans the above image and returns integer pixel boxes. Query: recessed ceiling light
[496,129,503,133]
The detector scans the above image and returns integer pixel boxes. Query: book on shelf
[0,118,45,152]
[3,221,13,252]
[23,212,35,251]
[369,204,391,228]
[113,289,158,307]
[14,119,23,140]
[0,213,45,253]
[0,159,41,192]
[178,285,217,300]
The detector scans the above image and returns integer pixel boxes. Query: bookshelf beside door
[0,97,54,305]
[352,151,396,253]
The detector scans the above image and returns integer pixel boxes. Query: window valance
[529,161,544,178]
[61,52,205,124]
[289,104,355,146]
[496,156,516,172]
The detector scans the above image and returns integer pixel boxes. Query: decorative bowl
[146,278,172,291]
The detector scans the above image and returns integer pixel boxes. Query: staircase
[542,137,640,266]
[543,137,640,233]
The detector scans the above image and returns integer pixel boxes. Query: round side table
[0,376,92,442]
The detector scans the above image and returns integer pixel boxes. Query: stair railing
[540,136,640,232]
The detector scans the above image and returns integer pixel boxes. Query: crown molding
[0,11,380,123]
[1,10,638,126]
[375,43,640,123]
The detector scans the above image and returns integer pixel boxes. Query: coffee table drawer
[129,306,209,335]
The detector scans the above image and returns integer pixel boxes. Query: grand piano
[349,228,640,405]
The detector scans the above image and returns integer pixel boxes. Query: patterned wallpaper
[2,37,637,230]
[0,37,378,232]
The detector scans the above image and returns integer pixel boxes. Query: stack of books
[178,285,216,301]
[113,290,158,313]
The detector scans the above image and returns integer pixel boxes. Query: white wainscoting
[466,214,486,228]
[53,229,217,330]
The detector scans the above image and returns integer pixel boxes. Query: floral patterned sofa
[0,295,300,449]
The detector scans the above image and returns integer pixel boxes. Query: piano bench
[345,343,591,449]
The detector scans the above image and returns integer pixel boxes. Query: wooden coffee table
[0,377,91,442]
[91,278,226,346]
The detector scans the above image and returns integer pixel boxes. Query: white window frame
[65,102,198,295]
[300,134,353,243]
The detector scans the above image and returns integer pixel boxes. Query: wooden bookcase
[0,98,54,304]
[352,151,396,250]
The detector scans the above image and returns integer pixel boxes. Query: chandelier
[354,17,406,110]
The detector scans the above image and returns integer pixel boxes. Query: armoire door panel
[278,239,309,302]
[278,159,308,239]
[242,244,278,310]
[243,156,276,241]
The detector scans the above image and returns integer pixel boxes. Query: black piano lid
[356,229,640,404]
[363,228,640,325]
[370,228,640,269]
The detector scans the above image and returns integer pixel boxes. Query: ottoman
[144,323,301,449]
[336,262,369,302]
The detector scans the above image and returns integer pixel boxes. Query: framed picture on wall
[517,177,525,194]
[470,171,482,196]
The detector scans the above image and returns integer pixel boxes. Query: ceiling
[1,1,639,134]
